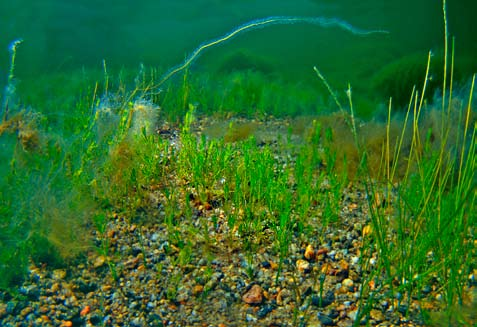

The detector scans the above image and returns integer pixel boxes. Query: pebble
[347,309,358,321]
[20,306,32,317]
[242,284,263,305]
[0,117,465,327]
[256,304,274,318]
[316,248,328,256]
[311,291,335,307]
[261,261,271,269]
[339,259,349,272]
[52,269,67,280]
[342,278,354,289]
[276,288,291,306]
[93,255,106,268]
[296,259,311,273]
[151,233,160,242]
[370,309,385,322]
[246,313,257,322]
[317,312,334,326]
[130,317,143,327]
[192,284,204,295]
[304,244,315,260]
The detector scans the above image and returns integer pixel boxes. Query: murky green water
[1,0,476,116]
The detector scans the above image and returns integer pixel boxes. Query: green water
[1,0,476,116]
[1,2,476,312]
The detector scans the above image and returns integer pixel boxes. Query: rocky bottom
[1,116,475,327]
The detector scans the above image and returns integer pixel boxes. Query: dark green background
[1,0,476,110]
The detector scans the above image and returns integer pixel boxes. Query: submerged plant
[311,1,477,324]
[2,39,23,117]
[0,2,474,325]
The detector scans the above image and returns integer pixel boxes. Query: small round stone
[304,244,315,260]
[342,278,354,289]
[296,259,311,273]
[242,284,263,305]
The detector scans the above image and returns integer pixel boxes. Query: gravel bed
[1,116,475,327]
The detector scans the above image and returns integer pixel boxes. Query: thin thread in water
[157,16,388,87]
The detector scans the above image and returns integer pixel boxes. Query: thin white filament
[157,16,388,86]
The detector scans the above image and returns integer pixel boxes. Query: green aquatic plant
[312,3,475,324]
[0,4,473,325]
[2,39,23,116]
[372,51,477,110]
[367,75,476,325]
[0,102,98,289]
[92,213,118,282]
[342,1,476,324]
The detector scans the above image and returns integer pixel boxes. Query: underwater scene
[0,0,476,326]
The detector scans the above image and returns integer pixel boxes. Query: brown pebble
[124,257,140,269]
[192,285,204,295]
[270,261,278,270]
[168,303,178,311]
[321,262,332,274]
[20,306,32,317]
[50,283,60,293]
[93,255,106,268]
[342,278,354,288]
[39,305,49,314]
[339,259,349,272]
[40,315,50,322]
[316,248,328,256]
[242,284,263,304]
[80,305,91,316]
[336,286,348,294]
[263,290,272,300]
[304,244,314,260]
[52,269,67,280]
[101,284,112,292]
[276,288,291,306]
[315,248,328,261]
[296,259,311,273]
[370,309,385,322]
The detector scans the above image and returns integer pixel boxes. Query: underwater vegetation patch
[372,51,477,108]
[0,108,97,288]
[306,93,476,180]
[0,5,475,326]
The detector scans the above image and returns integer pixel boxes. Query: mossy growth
[0,110,43,152]
[223,121,259,143]
[372,51,477,109]
[0,106,96,291]
[296,94,475,182]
